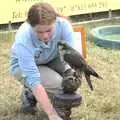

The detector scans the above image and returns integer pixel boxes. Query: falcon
[58,41,103,91]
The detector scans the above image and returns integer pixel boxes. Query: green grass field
[0,18,120,120]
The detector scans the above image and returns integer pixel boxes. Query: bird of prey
[58,41,103,91]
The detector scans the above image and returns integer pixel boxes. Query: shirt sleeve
[61,19,75,47]
[17,43,41,91]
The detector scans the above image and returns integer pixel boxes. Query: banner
[0,0,120,24]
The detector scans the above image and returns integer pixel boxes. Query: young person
[10,2,75,120]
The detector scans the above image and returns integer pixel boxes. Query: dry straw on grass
[0,18,120,120]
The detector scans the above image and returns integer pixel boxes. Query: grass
[71,41,120,120]
[0,18,120,120]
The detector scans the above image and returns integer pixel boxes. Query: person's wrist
[48,113,62,120]
[47,108,58,118]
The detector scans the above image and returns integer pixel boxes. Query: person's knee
[38,65,62,89]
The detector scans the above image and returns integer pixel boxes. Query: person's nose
[42,32,49,39]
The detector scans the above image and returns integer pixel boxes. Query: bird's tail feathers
[84,73,94,91]
[87,65,103,79]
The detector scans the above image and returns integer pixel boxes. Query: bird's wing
[64,51,85,69]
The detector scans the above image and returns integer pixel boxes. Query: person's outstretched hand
[49,114,63,120]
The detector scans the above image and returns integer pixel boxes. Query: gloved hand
[62,69,82,93]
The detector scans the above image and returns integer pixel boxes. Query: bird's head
[58,41,67,50]
[58,41,72,53]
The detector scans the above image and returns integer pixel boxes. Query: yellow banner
[0,0,120,24]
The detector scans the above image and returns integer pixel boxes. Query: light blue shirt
[10,17,75,90]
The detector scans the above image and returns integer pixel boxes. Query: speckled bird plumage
[58,41,103,92]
